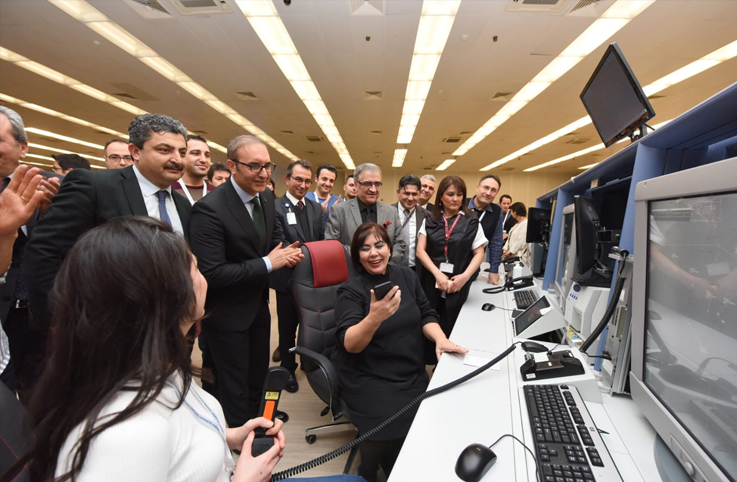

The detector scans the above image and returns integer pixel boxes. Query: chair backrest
[292,240,352,402]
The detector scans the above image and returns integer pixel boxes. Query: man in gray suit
[391,174,428,269]
[325,163,405,264]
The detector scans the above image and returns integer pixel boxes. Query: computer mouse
[521,341,548,353]
[481,303,495,311]
[455,443,497,482]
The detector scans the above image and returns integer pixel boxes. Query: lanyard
[401,208,414,229]
[179,182,207,205]
[442,213,462,262]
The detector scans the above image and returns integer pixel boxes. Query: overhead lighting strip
[392,149,408,168]
[483,38,737,171]
[43,1,290,159]
[234,0,354,169]
[28,142,105,162]
[436,158,456,171]
[452,0,656,159]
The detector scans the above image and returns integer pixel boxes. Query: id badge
[286,212,298,225]
[439,262,454,274]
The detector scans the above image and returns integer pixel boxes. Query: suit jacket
[24,166,191,331]
[325,198,406,265]
[190,180,285,332]
[390,202,428,266]
[269,195,323,294]
[502,210,517,233]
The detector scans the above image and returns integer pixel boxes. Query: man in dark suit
[467,174,504,285]
[190,135,303,427]
[391,174,428,270]
[25,113,191,343]
[269,160,324,391]
[499,194,517,237]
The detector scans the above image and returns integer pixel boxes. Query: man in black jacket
[269,160,324,391]
[190,135,303,427]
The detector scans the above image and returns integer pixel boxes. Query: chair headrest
[303,240,350,288]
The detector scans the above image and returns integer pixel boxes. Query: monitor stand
[654,434,691,482]
[573,270,611,288]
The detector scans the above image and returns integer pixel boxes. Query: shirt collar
[357,198,375,212]
[230,175,257,204]
[285,191,302,206]
[132,164,171,197]
[467,196,492,212]
[397,203,415,215]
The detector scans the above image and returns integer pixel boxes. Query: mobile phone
[374,281,395,300]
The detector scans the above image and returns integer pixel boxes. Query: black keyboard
[514,289,540,309]
[523,384,623,482]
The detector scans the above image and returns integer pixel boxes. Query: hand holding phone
[373,281,395,300]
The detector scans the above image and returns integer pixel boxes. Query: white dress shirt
[230,177,273,272]
[132,165,184,236]
[398,204,417,267]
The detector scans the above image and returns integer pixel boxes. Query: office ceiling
[1,0,736,175]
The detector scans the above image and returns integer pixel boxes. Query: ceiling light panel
[46,0,291,159]
[29,143,105,162]
[392,149,408,168]
[235,0,353,168]
[436,159,456,171]
[453,0,655,159]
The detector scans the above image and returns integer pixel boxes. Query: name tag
[286,212,297,225]
[439,262,454,274]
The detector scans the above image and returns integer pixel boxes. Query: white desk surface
[389,277,663,482]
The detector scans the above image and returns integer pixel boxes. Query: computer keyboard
[523,384,623,482]
[514,289,540,309]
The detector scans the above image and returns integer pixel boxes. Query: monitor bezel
[526,207,552,244]
[514,295,551,336]
[580,42,656,148]
[631,157,737,482]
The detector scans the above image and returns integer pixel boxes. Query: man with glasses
[326,163,405,265]
[190,134,303,428]
[468,174,504,285]
[103,139,134,170]
[269,159,323,389]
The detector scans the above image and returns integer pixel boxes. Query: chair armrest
[291,347,343,420]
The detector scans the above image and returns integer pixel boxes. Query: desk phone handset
[505,275,534,291]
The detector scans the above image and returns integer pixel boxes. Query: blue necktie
[157,190,172,227]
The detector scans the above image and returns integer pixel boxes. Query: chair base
[305,420,356,440]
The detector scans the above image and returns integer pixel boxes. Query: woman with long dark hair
[415,176,487,338]
[19,217,285,482]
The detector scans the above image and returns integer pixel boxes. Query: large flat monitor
[580,43,655,148]
[555,205,576,310]
[631,157,737,482]
[527,207,552,244]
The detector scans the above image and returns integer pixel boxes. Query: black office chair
[0,383,31,482]
[290,240,358,471]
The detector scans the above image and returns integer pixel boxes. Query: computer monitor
[631,157,737,482]
[580,43,655,148]
[555,205,576,310]
[574,196,600,275]
[527,208,552,244]
[514,295,551,337]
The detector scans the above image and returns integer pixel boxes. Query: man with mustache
[172,134,212,204]
[25,114,192,334]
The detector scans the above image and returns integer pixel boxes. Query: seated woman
[17,217,357,482]
[503,202,529,266]
[332,223,467,482]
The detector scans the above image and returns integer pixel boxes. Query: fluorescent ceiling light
[392,149,408,168]
[235,0,353,168]
[46,1,293,160]
[483,36,736,170]
[25,153,55,161]
[578,163,599,170]
[436,159,456,171]
[29,142,105,162]
[26,127,103,149]
[453,0,655,159]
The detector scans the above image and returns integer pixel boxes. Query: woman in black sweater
[332,223,467,482]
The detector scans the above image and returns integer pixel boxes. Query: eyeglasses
[357,181,383,188]
[108,154,133,162]
[232,159,276,174]
[289,176,312,186]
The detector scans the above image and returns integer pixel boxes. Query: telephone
[505,275,534,291]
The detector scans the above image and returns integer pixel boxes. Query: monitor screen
[580,43,655,147]
[515,295,551,336]
[644,192,737,479]
[527,208,552,243]
[574,196,600,275]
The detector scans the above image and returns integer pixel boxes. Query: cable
[488,434,540,482]
[270,342,522,481]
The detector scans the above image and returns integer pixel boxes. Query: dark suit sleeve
[190,200,269,288]
[25,170,98,328]
[319,207,326,241]
[271,206,287,250]
[389,208,406,265]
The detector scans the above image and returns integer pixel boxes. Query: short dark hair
[350,223,393,273]
[128,114,187,149]
[344,174,354,184]
[286,159,313,177]
[479,174,501,188]
[316,164,337,179]
[104,139,128,156]
[510,202,527,217]
[207,163,230,181]
[499,194,512,203]
[398,174,421,191]
[432,176,472,222]
[187,134,208,145]
[54,154,91,171]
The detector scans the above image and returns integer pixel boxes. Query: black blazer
[24,166,191,331]
[269,195,323,294]
[190,180,285,331]
[502,210,517,233]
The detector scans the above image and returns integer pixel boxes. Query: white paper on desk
[463,352,501,370]
[533,352,551,365]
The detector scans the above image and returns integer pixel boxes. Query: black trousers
[358,437,405,482]
[275,291,299,373]
[205,300,271,427]
[3,306,46,403]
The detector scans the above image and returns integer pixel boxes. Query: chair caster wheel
[305,435,317,444]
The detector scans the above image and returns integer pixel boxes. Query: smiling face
[397,184,420,211]
[0,114,27,178]
[104,141,134,170]
[343,177,357,199]
[228,142,272,196]
[356,169,382,205]
[131,131,188,189]
[500,196,512,213]
[315,168,336,197]
[359,233,391,275]
[210,169,230,187]
[420,178,436,205]
[285,163,312,200]
[475,177,500,208]
[184,139,211,181]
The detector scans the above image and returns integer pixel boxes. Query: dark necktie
[297,200,304,210]
[251,196,266,241]
[157,190,172,228]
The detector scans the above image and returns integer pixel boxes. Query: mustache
[164,161,184,172]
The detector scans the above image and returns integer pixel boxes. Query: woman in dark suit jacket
[332,223,467,482]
